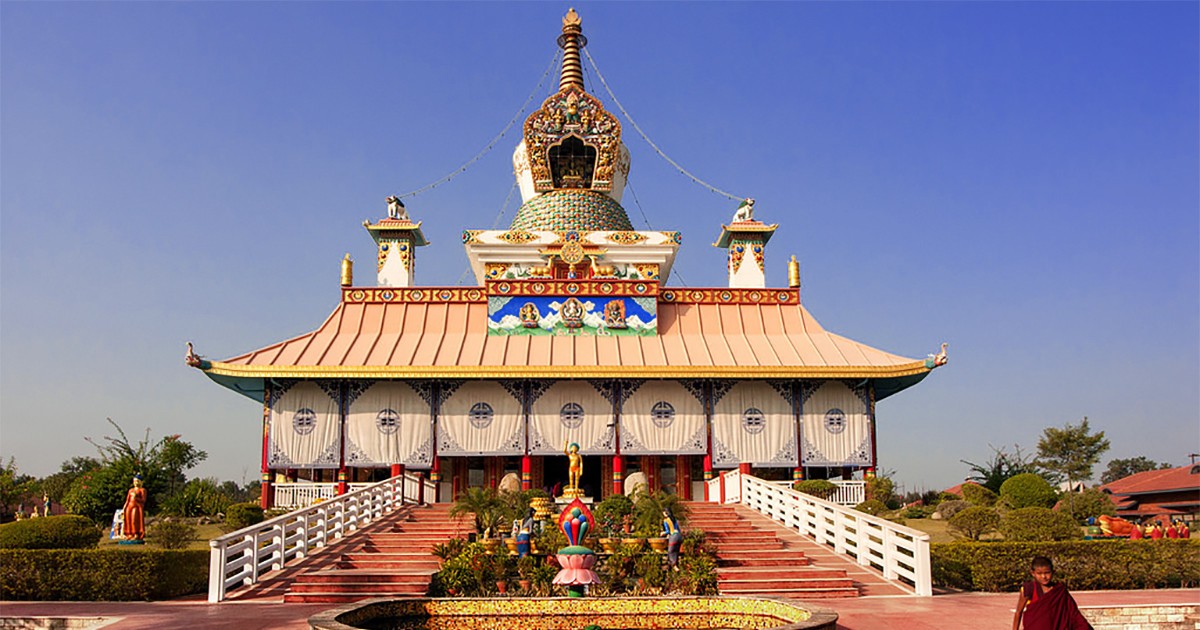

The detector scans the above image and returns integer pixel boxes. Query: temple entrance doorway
[541,454,602,499]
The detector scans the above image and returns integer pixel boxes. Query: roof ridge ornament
[558,8,587,92]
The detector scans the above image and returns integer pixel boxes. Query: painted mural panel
[800,381,871,467]
[487,295,657,336]
[527,381,615,455]
[437,381,524,456]
[267,381,342,469]
[711,381,797,468]
[620,380,707,455]
[343,382,433,468]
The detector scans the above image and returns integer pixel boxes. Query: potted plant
[450,487,505,553]
[593,493,633,554]
[516,554,536,591]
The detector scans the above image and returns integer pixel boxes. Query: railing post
[207,541,226,603]
[914,535,932,596]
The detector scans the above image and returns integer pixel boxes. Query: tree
[0,458,35,520]
[37,457,102,504]
[1100,457,1172,485]
[962,444,1042,493]
[1036,417,1111,487]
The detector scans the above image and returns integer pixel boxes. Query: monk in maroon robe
[1012,556,1092,630]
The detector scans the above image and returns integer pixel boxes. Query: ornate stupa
[188,9,944,509]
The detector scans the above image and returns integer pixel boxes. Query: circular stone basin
[309,596,837,630]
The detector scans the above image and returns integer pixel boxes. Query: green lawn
[99,523,226,551]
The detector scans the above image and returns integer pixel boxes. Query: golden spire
[788,255,801,289]
[340,253,354,287]
[558,8,587,92]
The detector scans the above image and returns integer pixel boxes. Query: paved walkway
[2,589,1197,629]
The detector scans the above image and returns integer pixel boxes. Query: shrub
[61,467,129,525]
[866,476,895,504]
[961,483,998,507]
[224,502,264,531]
[948,506,1000,541]
[593,493,634,536]
[936,500,970,520]
[1000,507,1081,542]
[147,519,195,550]
[999,473,1057,509]
[793,480,837,500]
[0,549,208,600]
[938,491,962,503]
[161,478,231,517]
[0,515,101,549]
[1056,488,1117,524]
[854,500,888,516]
[903,505,935,519]
[932,540,1200,591]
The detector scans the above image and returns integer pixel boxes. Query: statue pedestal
[555,493,593,506]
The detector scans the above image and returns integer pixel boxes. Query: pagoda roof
[195,286,937,403]
[1101,465,1200,497]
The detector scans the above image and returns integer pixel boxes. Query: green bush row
[0,515,102,549]
[0,549,208,600]
[932,540,1200,592]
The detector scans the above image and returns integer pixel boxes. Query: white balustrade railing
[208,473,434,602]
[829,480,865,506]
[273,482,379,509]
[714,471,931,596]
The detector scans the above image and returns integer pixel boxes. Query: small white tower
[713,200,778,289]
[363,210,428,288]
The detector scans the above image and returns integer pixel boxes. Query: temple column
[260,386,273,509]
[738,462,752,476]
[676,455,691,500]
[391,463,404,478]
[612,455,624,497]
[416,470,426,504]
[521,455,532,491]
[702,454,713,501]
[869,384,879,473]
[430,458,442,503]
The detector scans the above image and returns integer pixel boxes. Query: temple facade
[188,10,945,508]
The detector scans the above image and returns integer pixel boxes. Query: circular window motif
[650,401,675,428]
[741,408,765,434]
[824,409,846,434]
[376,409,400,435]
[560,402,585,429]
[293,408,317,435]
[468,402,494,429]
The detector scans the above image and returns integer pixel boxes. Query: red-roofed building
[1100,464,1200,520]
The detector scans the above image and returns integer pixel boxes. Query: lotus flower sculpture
[552,497,601,596]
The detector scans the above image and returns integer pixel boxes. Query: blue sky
[3,2,1197,494]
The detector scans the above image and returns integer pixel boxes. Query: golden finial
[788,255,801,288]
[340,253,354,287]
[562,7,581,28]
[558,8,587,92]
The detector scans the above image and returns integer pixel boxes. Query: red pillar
[521,455,532,491]
[390,463,403,478]
[416,470,426,504]
[793,467,804,483]
[676,455,691,500]
[738,462,752,476]
[718,470,726,504]
[337,467,348,495]
[430,458,441,503]
[702,454,713,501]
[260,387,273,509]
[612,454,624,497]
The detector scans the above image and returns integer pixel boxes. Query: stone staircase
[274,503,468,603]
[684,501,861,599]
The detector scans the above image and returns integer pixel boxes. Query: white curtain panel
[437,381,524,455]
[620,380,706,455]
[800,381,871,466]
[528,381,615,455]
[268,381,341,469]
[712,381,797,467]
[344,382,433,468]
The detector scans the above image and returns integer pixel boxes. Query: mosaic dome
[509,189,634,232]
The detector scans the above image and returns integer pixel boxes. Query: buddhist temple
[188,9,945,509]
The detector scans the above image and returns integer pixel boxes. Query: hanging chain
[584,48,744,202]
[398,50,562,199]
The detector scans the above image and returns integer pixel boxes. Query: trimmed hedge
[225,502,264,531]
[1000,507,1080,542]
[961,483,998,507]
[0,515,102,549]
[0,549,208,600]
[932,540,1200,592]
[999,473,1056,509]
